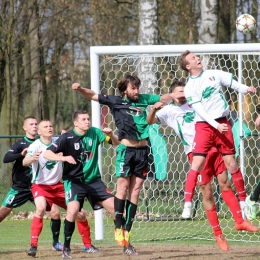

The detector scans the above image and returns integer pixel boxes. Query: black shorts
[2,187,34,208]
[115,144,148,180]
[63,179,114,210]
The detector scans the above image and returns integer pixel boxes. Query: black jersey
[47,127,108,183]
[3,137,35,189]
[98,94,160,141]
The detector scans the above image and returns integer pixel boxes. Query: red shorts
[31,182,66,211]
[193,118,235,155]
[188,147,226,186]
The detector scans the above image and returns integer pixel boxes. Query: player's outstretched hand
[247,86,257,94]
[217,123,228,134]
[72,83,81,90]
[255,115,260,127]
[102,128,113,136]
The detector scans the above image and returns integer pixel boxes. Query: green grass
[0,215,259,254]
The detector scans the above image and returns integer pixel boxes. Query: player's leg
[181,153,201,219]
[121,147,148,256]
[0,206,12,222]
[200,182,229,252]
[245,180,260,220]
[217,171,259,232]
[114,145,132,247]
[76,208,100,253]
[216,120,247,213]
[0,187,32,221]
[49,204,63,251]
[28,196,47,257]
[62,180,83,259]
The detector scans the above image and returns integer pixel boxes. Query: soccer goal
[90,44,260,243]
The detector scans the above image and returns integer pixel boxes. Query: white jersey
[184,70,247,122]
[156,103,196,155]
[26,137,62,185]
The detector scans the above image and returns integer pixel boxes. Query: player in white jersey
[179,50,257,217]
[23,119,100,257]
[147,80,259,251]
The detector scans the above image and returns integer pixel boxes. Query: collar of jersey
[73,128,86,136]
[189,70,204,79]
[39,138,52,146]
[24,136,36,143]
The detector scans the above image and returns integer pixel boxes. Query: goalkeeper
[146,80,259,252]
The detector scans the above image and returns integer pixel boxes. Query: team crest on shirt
[88,140,92,146]
[74,143,80,150]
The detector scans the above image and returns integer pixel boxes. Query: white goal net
[90,44,260,244]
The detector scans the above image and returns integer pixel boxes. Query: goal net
[90,44,260,244]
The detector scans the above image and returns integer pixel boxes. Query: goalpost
[90,44,260,242]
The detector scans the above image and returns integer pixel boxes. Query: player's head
[169,80,186,105]
[117,74,141,102]
[179,50,203,73]
[73,110,91,132]
[38,119,53,137]
[23,116,38,138]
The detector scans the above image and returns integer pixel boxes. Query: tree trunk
[198,0,218,44]
[29,1,42,120]
[138,0,158,94]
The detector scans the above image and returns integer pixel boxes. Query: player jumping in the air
[147,80,259,252]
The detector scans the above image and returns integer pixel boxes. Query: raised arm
[146,102,162,124]
[72,83,99,102]
[102,128,120,146]
[160,91,185,105]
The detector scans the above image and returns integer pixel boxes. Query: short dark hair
[169,80,186,93]
[179,50,191,71]
[72,110,89,121]
[117,74,141,96]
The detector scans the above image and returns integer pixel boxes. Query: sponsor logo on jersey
[126,106,143,116]
[122,102,128,105]
[74,143,80,150]
[67,136,73,139]
[202,86,215,99]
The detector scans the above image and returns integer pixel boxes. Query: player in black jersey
[72,75,180,255]
[0,116,64,254]
[43,110,120,259]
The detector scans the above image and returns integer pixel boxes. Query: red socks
[30,216,43,246]
[205,205,222,236]
[77,220,91,248]
[231,168,246,202]
[221,189,243,224]
[184,169,199,202]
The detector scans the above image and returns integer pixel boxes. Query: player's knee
[200,184,213,200]
[0,207,12,222]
